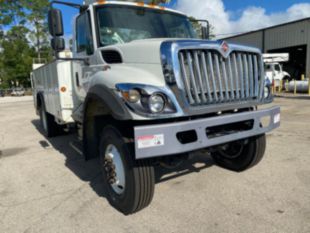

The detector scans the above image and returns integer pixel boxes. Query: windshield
[96,6,198,46]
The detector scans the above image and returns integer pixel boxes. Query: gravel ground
[0,97,309,233]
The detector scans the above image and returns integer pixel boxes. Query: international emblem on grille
[218,41,230,58]
[221,41,229,53]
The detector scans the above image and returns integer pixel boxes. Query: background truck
[263,53,291,88]
[31,0,280,215]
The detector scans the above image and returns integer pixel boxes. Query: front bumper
[134,106,280,159]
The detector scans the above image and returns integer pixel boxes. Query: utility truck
[263,53,291,87]
[31,0,280,215]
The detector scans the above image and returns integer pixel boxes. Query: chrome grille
[178,49,264,106]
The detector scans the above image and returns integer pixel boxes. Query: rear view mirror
[51,37,65,51]
[191,19,210,40]
[48,9,64,36]
[201,26,210,40]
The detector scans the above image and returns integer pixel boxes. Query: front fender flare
[84,84,131,121]
[82,85,131,160]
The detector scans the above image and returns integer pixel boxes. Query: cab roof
[84,0,186,16]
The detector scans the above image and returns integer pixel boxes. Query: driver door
[72,10,94,101]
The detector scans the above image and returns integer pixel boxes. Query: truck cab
[265,62,291,86]
[31,0,280,215]
[263,53,291,88]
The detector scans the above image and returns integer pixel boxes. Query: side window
[76,12,94,55]
[275,64,281,72]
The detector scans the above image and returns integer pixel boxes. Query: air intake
[102,51,123,64]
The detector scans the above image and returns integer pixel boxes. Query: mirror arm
[50,1,88,13]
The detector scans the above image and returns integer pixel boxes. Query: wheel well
[36,93,43,111]
[83,98,134,160]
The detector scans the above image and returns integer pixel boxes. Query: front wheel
[99,126,155,215]
[211,134,266,172]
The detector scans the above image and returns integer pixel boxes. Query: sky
[58,0,310,39]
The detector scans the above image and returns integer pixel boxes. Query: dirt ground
[0,96,309,233]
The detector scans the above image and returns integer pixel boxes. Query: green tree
[1,26,35,87]
[189,16,215,40]
[24,0,50,60]
[0,0,26,27]
[0,0,51,88]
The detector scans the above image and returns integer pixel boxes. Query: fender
[35,92,44,115]
[83,84,131,121]
[82,84,132,160]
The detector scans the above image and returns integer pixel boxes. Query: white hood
[103,39,169,64]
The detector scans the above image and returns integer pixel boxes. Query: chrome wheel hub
[104,144,126,195]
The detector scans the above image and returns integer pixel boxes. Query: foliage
[0,26,35,88]
[0,0,51,88]
[189,16,215,40]
[24,0,50,59]
[0,0,26,27]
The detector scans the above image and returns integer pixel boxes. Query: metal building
[224,17,310,80]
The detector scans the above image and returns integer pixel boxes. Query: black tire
[39,100,62,137]
[99,126,155,215]
[211,134,266,172]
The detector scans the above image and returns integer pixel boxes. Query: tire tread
[100,126,155,215]
[211,134,267,172]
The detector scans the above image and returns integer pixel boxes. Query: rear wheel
[211,134,266,172]
[39,101,62,137]
[99,126,155,215]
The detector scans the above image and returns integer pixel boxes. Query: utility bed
[31,60,75,124]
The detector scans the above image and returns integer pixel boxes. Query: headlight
[128,89,140,103]
[116,83,178,116]
[149,94,165,113]
[121,89,140,103]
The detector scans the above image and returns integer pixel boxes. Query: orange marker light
[136,2,145,7]
[60,86,67,93]
[97,0,106,4]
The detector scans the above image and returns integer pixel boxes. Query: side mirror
[201,25,210,40]
[194,19,210,40]
[51,37,65,51]
[48,9,64,37]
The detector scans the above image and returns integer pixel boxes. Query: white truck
[31,0,280,215]
[263,53,291,87]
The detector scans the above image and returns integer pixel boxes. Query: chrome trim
[208,51,218,102]
[160,40,269,115]
[179,52,194,104]
[201,52,212,102]
[214,53,224,101]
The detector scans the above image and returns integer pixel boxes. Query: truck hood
[103,39,169,64]
[101,38,260,65]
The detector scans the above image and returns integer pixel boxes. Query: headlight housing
[116,84,179,116]
[264,78,272,101]
[264,86,271,99]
